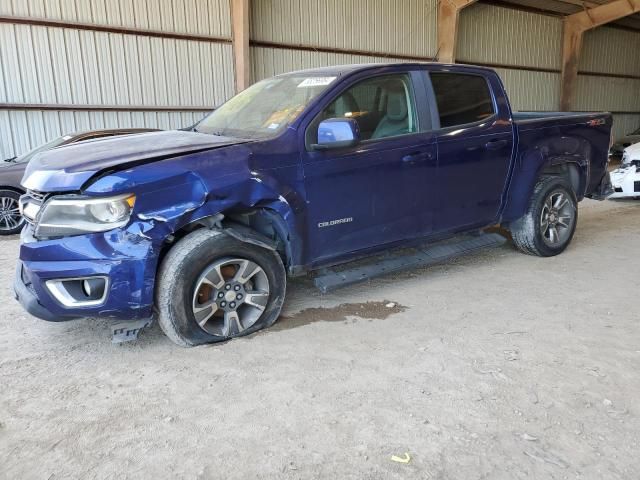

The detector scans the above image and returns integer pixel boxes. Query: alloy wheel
[191,257,270,336]
[540,190,575,247]
[0,196,24,232]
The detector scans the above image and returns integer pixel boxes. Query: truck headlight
[36,194,136,237]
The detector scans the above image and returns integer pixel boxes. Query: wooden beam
[560,0,640,110]
[437,0,478,63]
[231,0,250,93]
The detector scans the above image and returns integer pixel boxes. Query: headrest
[385,82,408,122]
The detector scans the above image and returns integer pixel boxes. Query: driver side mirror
[312,118,360,150]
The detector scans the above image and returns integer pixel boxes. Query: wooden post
[560,19,584,112]
[231,0,250,93]
[437,0,478,63]
[560,0,640,111]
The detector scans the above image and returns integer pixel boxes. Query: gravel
[1,198,639,479]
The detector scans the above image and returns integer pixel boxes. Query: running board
[313,233,507,293]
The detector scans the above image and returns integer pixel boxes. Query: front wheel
[509,177,578,257]
[156,229,286,347]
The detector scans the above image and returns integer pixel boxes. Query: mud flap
[586,171,613,200]
[111,318,154,343]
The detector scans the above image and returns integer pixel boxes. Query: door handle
[485,139,508,150]
[402,152,433,163]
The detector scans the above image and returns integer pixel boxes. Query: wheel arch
[0,186,26,195]
[163,207,302,275]
[502,155,587,225]
[539,161,585,200]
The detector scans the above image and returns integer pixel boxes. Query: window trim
[304,71,424,151]
[427,71,498,132]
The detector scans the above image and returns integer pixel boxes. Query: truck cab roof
[278,62,497,78]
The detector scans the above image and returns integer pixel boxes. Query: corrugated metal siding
[574,75,640,112]
[457,4,562,70]
[251,46,407,83]
[0,0,231,38]
[493,69,561,112]
[0,109,208,160]
[611,114,640,140]
[251,0,438,58]
[580,27,640,76]
[0,0,233,158]
[0,23,233,107]
[456,4,562,111]
[577,26,639,140]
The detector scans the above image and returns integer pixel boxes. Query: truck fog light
[46,276,109,307]
[82,278,105,298]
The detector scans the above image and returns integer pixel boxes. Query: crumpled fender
[84,148,304,265]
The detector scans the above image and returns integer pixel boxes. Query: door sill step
[313,232,507,293]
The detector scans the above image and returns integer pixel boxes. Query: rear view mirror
[312,118,360,150]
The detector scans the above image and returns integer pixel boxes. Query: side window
[430,73,494,128]
[317,74,418,141]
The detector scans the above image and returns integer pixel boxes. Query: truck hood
[22,130,247,192]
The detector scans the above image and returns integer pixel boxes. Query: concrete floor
[0,198,639,480]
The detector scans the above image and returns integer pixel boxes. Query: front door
[301,72,437,265]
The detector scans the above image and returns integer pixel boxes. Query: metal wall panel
[251,46,406,83]
[0,109,209,159]
[251,0,438,58]
[611,114,640,140]
[574,75,640,112]
[493,68,561,112]
[0,23,234,107]
[580,27,640,76]
[0,0,231,38]
[457,4,562,70]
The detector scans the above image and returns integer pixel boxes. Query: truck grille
[20,190,48,225]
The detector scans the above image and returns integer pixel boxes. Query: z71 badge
[318,217,353,228]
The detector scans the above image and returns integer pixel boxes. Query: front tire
[509,177,578,257]
[155,229,286,347]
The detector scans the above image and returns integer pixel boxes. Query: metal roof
[486,0,640,30]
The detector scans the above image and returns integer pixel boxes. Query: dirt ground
[0,198,639,480]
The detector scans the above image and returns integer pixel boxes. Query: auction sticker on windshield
[298,77,336,88]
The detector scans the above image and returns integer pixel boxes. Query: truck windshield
[195,74,337,139]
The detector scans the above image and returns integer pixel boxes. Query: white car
[610,143,640,199]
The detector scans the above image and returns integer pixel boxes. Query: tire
[155,229,286,347]
[0,189,25,236]
[509,176,578,257]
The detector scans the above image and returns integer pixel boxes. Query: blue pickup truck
[15,63,613,346]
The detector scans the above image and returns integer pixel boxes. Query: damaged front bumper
[14,226,158,322]
[609,164,640,199]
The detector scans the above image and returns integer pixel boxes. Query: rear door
[301,70,438,265]
[428,71,514,232]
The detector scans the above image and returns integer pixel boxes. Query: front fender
[88,165,305,268]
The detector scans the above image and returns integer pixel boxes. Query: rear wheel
[509,177,578,257]
[0,190,24,235]
[156,229,286,347]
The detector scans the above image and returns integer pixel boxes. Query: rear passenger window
[430,73,494,128]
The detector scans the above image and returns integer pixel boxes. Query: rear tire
[155,229,286,347]
[509,177,578,257]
